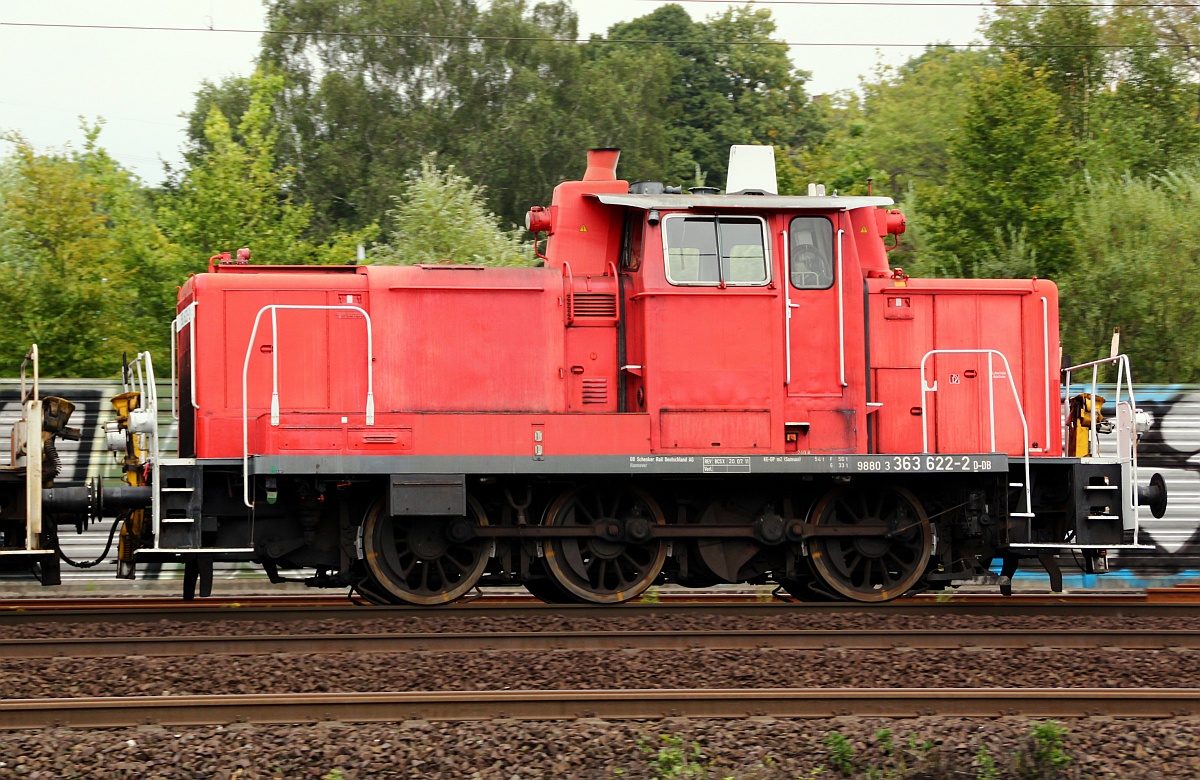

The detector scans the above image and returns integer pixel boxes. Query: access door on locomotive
[783,213,860,452]
[639,211,778,453]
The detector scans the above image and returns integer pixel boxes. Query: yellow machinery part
[1067,393,1106,458]
[111,391,150,578]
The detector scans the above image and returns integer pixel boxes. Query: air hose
[56,517,122,569]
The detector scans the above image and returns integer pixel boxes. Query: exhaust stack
[583,148,621,181]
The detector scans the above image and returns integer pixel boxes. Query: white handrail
[1061,354,1138,457]
[1040,296,1050,452]
[134,354,145,422]
[241,305,375,509]
[135,352,160,542]
[986,352,996,451]
[919,348,1032,522]
[123,352,159,464]
[20,344,40,548]
[781,229,796,386]
[170,302,199,420]
[115,351,161,542]
[20,343,38,404]
[1061,353,1141,543]
[836,228,847,388]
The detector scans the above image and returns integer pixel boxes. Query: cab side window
[790,217,834,290]
[664,215,769,286]
[621,212,644,271]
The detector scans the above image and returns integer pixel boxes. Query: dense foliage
[371,156,532,267]
[0,127,183,375]
[2,0,1200,380]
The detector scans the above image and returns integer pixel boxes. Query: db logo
[949,373,961,385]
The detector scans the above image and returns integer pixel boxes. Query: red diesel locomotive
[8,145,1168,604]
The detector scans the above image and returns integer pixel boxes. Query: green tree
[180,76,253,167]
[160,67,374,267]
[859,47,995,194]
[371,156,532,266]
[792,95,876,198]
[445,0,668,225]
[988,0,1105,142]
[0,127,183,376]
[1146,0,1200,111]
[986,1,1200,176]
[1063,170,1200,382]
[188,1,822,237]
[574,44,676,185]
[1089,7,1200,176]
[795,47,993,201]
[255,0,624,234]
[602,4,823,189]
[916,57,1078,279]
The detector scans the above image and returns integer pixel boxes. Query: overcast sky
[0,0,987,184]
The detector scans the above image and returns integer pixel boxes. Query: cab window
[790,216,834,290]
[621,212,644,271]
[663,215,769,286]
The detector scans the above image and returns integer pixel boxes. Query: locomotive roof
[588,193,896,210]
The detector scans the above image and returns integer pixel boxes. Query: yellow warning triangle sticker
[860,226,869,233]
[579,225,588,232]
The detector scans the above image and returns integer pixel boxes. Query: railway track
[4,627,1200,658]
[1,688,1197,729]
[4,599,1200,627]
[5,594,1198,734]
[0,586,1198,614]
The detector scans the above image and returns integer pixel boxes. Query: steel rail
[6,600,1200,626]
[0,688,1197,729]
[0,593,777,613]
[0,596,359,611]
[5,628,1200,659]
[1,588,1197,615]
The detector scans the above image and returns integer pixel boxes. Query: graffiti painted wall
[1110,387,1200,585]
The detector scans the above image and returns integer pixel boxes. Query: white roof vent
[726,145,778,195]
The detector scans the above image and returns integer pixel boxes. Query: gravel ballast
[1,647,1198,698]
[1,716,1198,779]
[3,609,1200,640]
[4,609,1198,778]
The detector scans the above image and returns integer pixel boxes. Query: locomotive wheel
[807,484,932,603]
[543,484,668,604]
[361,495,490,606]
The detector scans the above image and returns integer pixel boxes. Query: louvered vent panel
[582,378,608,404]
[572,292,617,318]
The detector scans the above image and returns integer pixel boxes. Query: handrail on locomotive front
[170,301,199,420]
[1061,353,1148,545]
[122,351,163,543]
[240,304,376,509]
[1061,354,1139,463]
